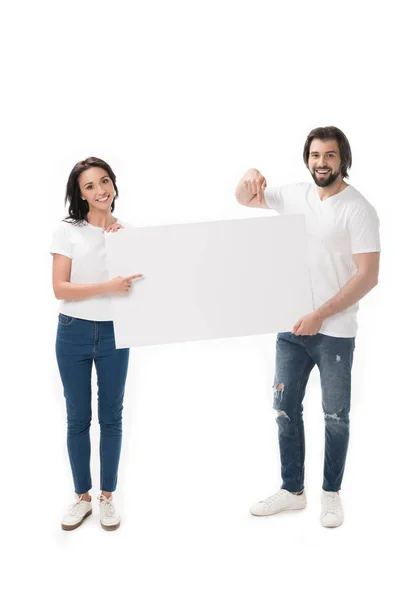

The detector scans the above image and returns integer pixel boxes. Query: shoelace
[68,494,87,516]
[98,495,116,518]
[322,494,340,513]
[260,490,286,506]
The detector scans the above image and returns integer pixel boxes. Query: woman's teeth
[96,195,109,202]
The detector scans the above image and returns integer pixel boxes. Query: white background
[2,1,398,598]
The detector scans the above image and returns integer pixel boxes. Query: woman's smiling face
[79,167,115,212]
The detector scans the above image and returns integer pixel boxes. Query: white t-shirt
[50,219,126,321]
[264,183,380,338]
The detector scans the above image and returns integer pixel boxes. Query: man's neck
[316,178,349,201]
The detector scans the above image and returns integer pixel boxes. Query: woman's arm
[52,254,142,300]
[52,254,109,300]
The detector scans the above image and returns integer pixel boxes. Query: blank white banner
[105,215,313,348]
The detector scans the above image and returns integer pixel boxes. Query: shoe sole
[61,509,92,531]
[321,518,343,528]
[250,505,306,517]
[101,520,120,531]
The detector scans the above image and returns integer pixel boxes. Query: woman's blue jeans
[56,314,130,494]
[273,332,355,493]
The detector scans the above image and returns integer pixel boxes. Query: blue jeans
[55,314,130,494]
[273,332,355,493]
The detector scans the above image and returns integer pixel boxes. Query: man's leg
[273,333,316,493]
[311,334,355,492]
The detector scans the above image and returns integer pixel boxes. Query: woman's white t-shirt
[264,183,380,338]
[50,219,125,321]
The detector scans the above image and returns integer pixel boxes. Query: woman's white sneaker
[320,491,344,528]
[250,489,306,516]
[98,494,120,531]
[61,494,92,531]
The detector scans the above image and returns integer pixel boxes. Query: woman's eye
[102,178,109,183]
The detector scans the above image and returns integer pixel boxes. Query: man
[235,126,380,527]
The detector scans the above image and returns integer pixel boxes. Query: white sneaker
[320,491,344,528]
[61,494,92,531]
[98,494,120,531]
[250,489,306,517]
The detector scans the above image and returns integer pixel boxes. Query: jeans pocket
[58,313,75,326]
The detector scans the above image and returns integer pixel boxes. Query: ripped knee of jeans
[275,409,290,421]
[323,410,348,424]
[273,383,285,403]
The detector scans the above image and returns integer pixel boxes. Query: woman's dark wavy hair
[63,156,119,224]
[303,126,352,179]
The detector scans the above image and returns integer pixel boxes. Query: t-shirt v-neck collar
[313,184,351,205]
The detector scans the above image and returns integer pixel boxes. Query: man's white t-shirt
[264,183,380,338]
[50,219,125,321]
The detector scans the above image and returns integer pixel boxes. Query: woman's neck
[86,210,117,228]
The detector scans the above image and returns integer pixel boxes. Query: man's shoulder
[343,185,377,214]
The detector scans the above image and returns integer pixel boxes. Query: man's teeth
[316,169,329,173]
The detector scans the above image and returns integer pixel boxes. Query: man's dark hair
[64,156,119,224]
[303,126,352,179]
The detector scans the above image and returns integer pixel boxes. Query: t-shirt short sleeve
[50,222,73,258]
[348,201,381,254]
[264,186,285,213]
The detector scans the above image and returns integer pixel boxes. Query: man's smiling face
[308,138,342,188]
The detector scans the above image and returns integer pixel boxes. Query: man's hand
[292,311,324,336]
[242,169,267,205]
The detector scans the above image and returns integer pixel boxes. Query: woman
[50,157,142,531]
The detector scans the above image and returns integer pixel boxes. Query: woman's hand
[104,222,124,233]
[105,274,143,294]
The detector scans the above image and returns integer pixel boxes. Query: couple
[51,125,380,531]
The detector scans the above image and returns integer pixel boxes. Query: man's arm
[292,252,380,335]
[235,168,268,208]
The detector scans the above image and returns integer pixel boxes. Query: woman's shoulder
[52,219,88,243]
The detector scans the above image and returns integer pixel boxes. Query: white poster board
[105,215,312,348]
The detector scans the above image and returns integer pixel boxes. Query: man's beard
[311,168,340,188]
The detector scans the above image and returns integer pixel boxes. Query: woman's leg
[94,321,130,494]
[56,315,94,495]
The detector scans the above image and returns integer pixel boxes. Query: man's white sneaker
[320,491,344,528]
[98,494,120,531]
[61,494,92,531]
[250,489,306,517]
